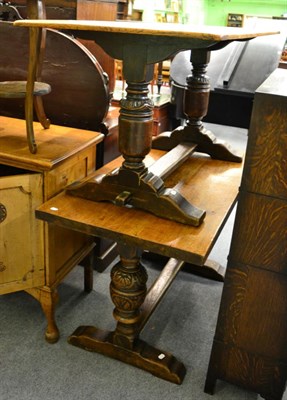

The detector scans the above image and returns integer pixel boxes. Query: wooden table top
[13,20,279,41]
[36,150,243,265]
[0,116,103,171]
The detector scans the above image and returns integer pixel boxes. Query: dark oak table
[13,19,279,384]
[14,19,278,227]
[35,149,242,383]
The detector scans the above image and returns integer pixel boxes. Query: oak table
[13,19,278,383]
[35,149,243,383]
[13,20,278,227]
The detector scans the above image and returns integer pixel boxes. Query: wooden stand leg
[26,286,60,343]
[68,244,186,384]
[153,50,241,163]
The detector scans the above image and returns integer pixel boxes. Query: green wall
[204,0,287,26]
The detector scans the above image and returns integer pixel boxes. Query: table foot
[67,166,206,226]
[152,125,242,163]
[184,259,225,282]
[68,325,186,384]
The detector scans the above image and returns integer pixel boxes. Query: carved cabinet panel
[0,168,44,293]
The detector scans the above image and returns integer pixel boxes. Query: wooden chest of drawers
[0,116,103,342]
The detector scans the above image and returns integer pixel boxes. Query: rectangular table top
[36,150,243,265]
[13,20,279,41]
[0,116,103,171]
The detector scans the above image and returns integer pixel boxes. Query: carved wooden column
[153,49,241,163]
[118,79,153,177]
[68,242,186,384]
[110,245,147,349]
[184,49,211,135]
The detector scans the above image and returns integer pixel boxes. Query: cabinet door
[0,172,44,294]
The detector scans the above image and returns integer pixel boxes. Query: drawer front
[45,147,96,199]
[0,172,44,294]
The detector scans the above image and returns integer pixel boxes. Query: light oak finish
[0,116,103,342]
[37,150,242,264]
[14,20,279,40]
[35,149,243,382]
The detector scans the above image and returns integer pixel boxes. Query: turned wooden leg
[109,245,148,349]
[26,286,60,343]
[68,243,186,384]
[153,50,241,162]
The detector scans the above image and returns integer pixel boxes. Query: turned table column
[153,48,241,162]
[13,20,278,226]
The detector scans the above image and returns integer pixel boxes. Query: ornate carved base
[153,49,242,164]
[67,165,206,226]
[152,125,242,163]
[68,325,186,384]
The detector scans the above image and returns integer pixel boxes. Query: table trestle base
[68,326,186,384]
[138,258,185,332]
[67,143,206,226]
[68,256,187,383]
[152,125,242,163]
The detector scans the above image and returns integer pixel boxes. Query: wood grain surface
[13,19,279,41]
[36,150,243,265]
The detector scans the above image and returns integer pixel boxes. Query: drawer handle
[0,203,7,223]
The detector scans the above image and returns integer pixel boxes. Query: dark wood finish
[138,258,184,331]
[9,0,77,19]
[97,105,120,168]
[204,68,287,400]
[35,148,242,382]
[14,20,277,226]
[152,49,242,163]
[152,99,172,136]
[111,96,172,137]
[0,0,51,153]
[0,21,109,135]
